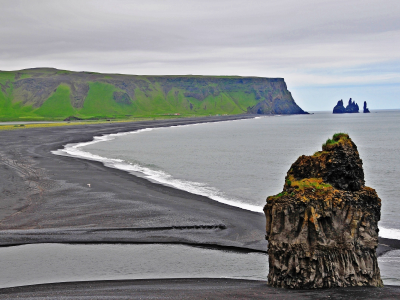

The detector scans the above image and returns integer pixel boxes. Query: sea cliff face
[264,133,383,288]
[0,68,306,120]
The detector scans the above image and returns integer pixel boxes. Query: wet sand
[1,279,400,300]
[0,115,268,251]
[0,115,399,298]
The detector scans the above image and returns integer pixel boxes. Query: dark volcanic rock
[333,98,360,114]
[364,101,370,113]
[289,136,365,191]
[333,100,346,113]
[249,98,308,115]
[345,98,359,113]
[246,80,308,115]
[264,133,383,288]
[63,116,83,121]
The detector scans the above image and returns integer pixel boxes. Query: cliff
[264,133,383,288]
[333,98,359,114]
[0,68,306,120]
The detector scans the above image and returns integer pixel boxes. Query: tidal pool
[378,249,400,286]
[0,243,398,289]
[0,243,267,289]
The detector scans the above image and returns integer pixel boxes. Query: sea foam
[52,117,400,237]
[379,227,400,240]
[52,118,264,213]
[52,117,400,240]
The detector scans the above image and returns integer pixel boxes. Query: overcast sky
[1,0,399,110]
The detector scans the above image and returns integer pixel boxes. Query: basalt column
[264,133,383,288]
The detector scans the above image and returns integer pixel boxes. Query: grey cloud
[2,0,400,52]
[1,0,399,89]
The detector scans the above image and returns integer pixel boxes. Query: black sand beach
[2,279,400,300]
[1,115,399,299]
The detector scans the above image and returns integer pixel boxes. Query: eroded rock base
[268,248,382,288]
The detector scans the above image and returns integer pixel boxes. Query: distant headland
[333,98,370,114]
[0,68,307,121]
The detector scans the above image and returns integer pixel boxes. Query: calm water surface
[0,244,398,288]
[0,244,267,289]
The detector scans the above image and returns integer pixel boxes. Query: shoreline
[0,115,269,251]
[0,115,399,297]
[53,116,264,213]
[1,279,399,299]
[51,115,400,238]
[1,114,399,252]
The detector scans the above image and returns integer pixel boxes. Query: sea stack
[345,98,359,113]
[333,98,360,114]
[332,100,346,113]
[264,133,383,288]
[364,101,370,113]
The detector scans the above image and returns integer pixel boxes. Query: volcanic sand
[0,115,399,298]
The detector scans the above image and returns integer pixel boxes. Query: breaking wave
[52,119,264,213]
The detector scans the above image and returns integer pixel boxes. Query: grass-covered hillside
[0,68,306,121]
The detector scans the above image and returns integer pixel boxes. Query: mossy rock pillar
[264,134,383,288]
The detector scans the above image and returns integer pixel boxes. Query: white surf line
[52,117,265,213]
[379,227,400,240]
[51,116,400,235]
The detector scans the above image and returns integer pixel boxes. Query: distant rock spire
[333,98,360,114]
[333,100,345,113]
[363,101,370,113]
[345,98,359,113]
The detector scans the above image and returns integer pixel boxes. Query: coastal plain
[0,116,399,299]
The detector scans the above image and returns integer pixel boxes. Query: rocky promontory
[264,133,383,288]
[0,68,307,120]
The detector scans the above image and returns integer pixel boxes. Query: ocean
[57,110,400,239]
